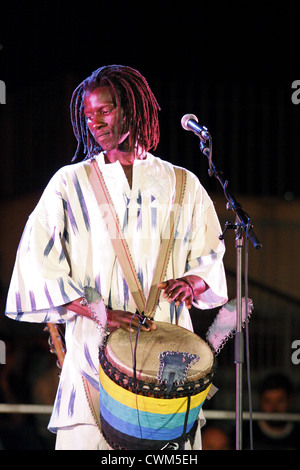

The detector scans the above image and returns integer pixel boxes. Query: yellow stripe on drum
[99,366,211,415]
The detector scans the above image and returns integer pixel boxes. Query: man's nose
[92,115,107,129]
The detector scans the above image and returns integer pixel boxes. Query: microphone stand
[198,136,262,450]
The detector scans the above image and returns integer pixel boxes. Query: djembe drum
[99,321,215,450]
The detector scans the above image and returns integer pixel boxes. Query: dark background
[1,0,300,201]
[0,0,300,450]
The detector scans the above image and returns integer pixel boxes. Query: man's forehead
[84,86,116,107]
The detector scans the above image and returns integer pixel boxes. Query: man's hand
[66,299,156,332]
[158,275,208,310]
[107,310,156,333]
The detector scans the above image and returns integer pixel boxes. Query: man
[5,65,227,450]
[243,373,300,450]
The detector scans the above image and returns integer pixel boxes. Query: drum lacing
[160,404,198,450]
[130,311,148,392]
[99,346,216,398]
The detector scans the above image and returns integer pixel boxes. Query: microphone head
[181,113,198,130]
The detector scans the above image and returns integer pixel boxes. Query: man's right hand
[107,309,156,333]
[66,299,156,333]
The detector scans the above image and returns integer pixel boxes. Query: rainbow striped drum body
[99,322,215,450]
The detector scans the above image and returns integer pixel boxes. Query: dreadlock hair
[70,65,161,161]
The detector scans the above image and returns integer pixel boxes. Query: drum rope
[129,311,148,439]
[182,395,191,438]
[128,313,196,449]
[129,311,147,391]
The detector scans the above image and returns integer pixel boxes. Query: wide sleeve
[183,180,228,310]
[5,170,83,324]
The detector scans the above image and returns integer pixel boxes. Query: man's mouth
[94,130,110,140]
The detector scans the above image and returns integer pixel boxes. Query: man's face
[84,86,129,152]
[260,388,290,413]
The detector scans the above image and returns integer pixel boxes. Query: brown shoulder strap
[81,375,102,432]
[85,159,186,317]
[144,166,186,316]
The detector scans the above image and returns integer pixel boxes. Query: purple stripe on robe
[151,207,157,229]
[84,343,98,374]
[44,227,56,257]
[67,279,83,297]
[170,302,175,324]
[44,283,54,308]
[123,194,130,231]
[82,371,100,391]
[59,249,66,263]
[54,385,63,417]
[73,173,90,231]
[183,223,191,244]
[196,256,203,266]
[136,190,142,231]
[176,303,183,322]
[150,195,157,229]
[43,312,51,323]
[68,386,76,418]
[95,273,101,294]
[58,277,71,303]
[15,291,22,313]
[29,290,36,311]
[62,197,78,234]
[123,278,129,310]
[14,292,24,320]
[169,302,183,324]
[138,267,143,290]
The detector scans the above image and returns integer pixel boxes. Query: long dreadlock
[70,65,161,161]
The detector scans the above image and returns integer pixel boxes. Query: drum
[99,321,215,450]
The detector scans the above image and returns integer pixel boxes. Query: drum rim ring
[99,345,217,398]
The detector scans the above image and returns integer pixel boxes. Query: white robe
[5,152,227,440]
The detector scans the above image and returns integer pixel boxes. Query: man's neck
[104,149,136,166]
[103,142,146,165]
[104,150,136,189]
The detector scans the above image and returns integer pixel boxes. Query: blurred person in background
[244,372,300,450]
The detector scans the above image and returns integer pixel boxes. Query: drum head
[104,322,214,384]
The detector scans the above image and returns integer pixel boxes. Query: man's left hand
[158,275,208,309]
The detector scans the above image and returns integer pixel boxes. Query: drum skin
[99,322,215,450]
[105,322,214,385]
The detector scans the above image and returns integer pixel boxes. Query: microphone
[181,114,211,141]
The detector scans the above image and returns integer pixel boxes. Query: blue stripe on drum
[99,383,203,440]
[100,404,197,441]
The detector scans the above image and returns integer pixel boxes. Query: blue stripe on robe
[68,386,76,418]
[44,283,54,308]
[44,227,56,257]
[62,197,78,234]
[73,173,90,231]
[58,277,71,303]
